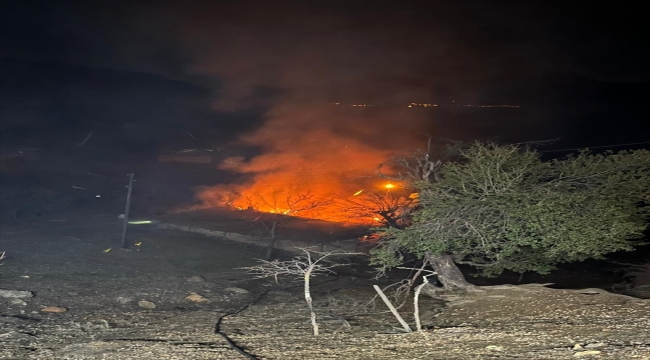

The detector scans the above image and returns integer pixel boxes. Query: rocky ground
[1,214,649,359]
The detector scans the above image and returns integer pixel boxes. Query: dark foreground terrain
[1,212,649,360]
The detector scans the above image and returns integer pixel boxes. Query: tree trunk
[264,220,278,260]
[426,253,474,290]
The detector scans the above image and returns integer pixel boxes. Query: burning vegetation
[195,104,422,225]
[197,166,416,226]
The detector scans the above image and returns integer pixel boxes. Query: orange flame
[196,103,418,224]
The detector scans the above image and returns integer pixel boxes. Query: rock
[41,306,68,313]
[572,344,584,350]
[187,275,206,283]
[138,300,156,309]
[116,296,132,304]
[573,350,602,357]
[185,293,209,303]
[224,287,250,295]
[0,289,34,299]
[577,289,604,295]
[585,342,606,349]
[0,331,36,341]
[486,285,519,290]
[626,284,650,299]
[79,320,110,330]
[447,299,477,307]
[485,345,504,351]
[10,299,27,306]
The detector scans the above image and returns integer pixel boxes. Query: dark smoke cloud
[2,0,648,149]
[7,0,551,106]
[4,1,647,93]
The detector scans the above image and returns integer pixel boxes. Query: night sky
[1,0,649,156]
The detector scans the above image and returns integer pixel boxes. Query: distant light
[384,183,395,189]
[353,190,364,196]
[128,220,153,225]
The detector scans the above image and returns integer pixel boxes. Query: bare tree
[240,249,357,336]
[241,190,334,259]
[344,191,416,229]
[397,265,437,331]
[242,189,334,216]
[377,137,452,183]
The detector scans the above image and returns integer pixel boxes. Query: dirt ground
[1,213,649,360]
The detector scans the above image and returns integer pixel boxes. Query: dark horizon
[2,1,649,155]
[2,56,649,153]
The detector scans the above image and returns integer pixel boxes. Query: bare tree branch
[239,248,359,336]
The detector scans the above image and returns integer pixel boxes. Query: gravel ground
[1,218,649,359]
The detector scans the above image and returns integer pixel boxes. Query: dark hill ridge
[0,58,265,156]
[0,58,208,98]
[2,58,649,167]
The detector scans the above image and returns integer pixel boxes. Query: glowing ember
[383,183,395,189]
[353,190,364,196]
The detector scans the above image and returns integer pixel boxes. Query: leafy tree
[371,142,650,290]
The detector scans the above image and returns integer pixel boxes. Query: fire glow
[197,142,400,223]
[196,103,419,225]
